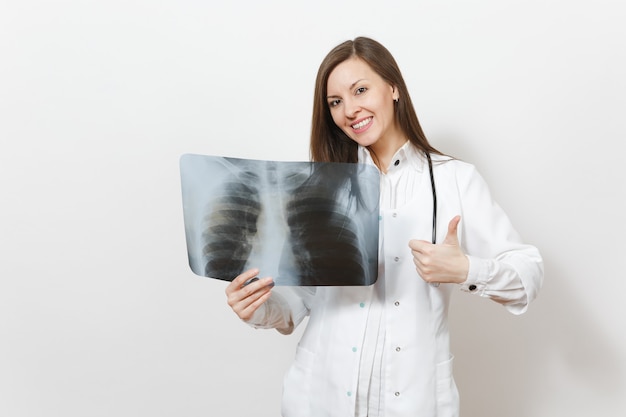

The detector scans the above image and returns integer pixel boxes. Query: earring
[394,98,399,103]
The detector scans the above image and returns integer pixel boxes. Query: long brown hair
[310,37,441,163]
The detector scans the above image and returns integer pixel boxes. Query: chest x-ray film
[180,154,380,286]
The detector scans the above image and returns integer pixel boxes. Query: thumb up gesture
[408,215,469,285]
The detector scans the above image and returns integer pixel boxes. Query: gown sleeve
[455,163,544,314]
[245,286,317,334]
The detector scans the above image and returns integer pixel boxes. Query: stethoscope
[425,151,440,287]
[425,151,437,245]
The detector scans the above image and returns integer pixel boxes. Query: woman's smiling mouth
[351,117,372,131]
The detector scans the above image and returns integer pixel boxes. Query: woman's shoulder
[406,144,480,178]
[429,154,490,193]
[431,153,477,173]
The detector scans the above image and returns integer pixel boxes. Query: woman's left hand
[408,215,469,285]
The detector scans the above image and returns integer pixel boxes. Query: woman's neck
[367,135,408,173]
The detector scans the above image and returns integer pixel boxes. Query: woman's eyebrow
[327,79,367,100]
[350,79,366,89]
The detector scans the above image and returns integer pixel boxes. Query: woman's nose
[344,99,361,118]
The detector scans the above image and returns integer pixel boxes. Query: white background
[1,1,625,416]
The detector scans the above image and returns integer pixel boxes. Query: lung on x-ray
[179,154,380,286]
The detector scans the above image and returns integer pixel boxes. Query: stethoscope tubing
[425,152,440,287]
[425,152,437,245]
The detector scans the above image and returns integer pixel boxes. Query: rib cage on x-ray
[202,172,262,279]
[280,164,372,285]
[180,154,380,286]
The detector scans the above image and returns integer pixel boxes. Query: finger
[228,275,274,309]
[239,288,273,321]
[242,277,260,287]
[408,239,431,252]
[226,268,260,295]
[240,276,275,296]
[233,281,274,320]
[443,215,461,245]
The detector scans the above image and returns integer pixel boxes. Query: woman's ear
[392,86,400,102]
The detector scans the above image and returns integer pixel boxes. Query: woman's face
[326,57,400,150]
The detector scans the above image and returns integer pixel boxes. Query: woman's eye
[355,87,367,95]
[328,99,341,108]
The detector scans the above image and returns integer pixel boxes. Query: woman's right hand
[225,268,275,322]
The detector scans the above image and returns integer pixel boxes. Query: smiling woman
[224,36,543,417]
[3,1,625,417]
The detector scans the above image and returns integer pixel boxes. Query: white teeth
[352,117,372,129]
